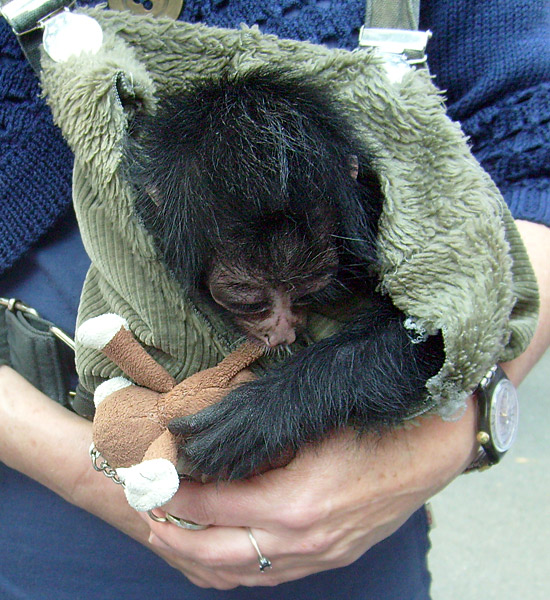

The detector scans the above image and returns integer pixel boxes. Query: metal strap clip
[358,27,431,82]
[0,0,74,35]
[1,0,103,73]
[0,296,75,351]
[0,0,72,72]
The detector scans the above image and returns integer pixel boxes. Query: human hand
[143,399,478,589]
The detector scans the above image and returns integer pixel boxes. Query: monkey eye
[224,301,270,315]
[292,293,319,307]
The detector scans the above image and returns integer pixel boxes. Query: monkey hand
[77,314,260,509]
[145,402,478,589]
[168,374,302,480]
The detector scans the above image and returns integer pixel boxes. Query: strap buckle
[0,297,39,317]
[358,27,431,82]
[0,0,75,35]
[0,0,73,72]
[1,0,103,73]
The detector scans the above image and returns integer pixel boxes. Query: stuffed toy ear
[76,313,176,392]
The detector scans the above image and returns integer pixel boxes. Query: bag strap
[0,0,72,74]
[2,0,426,76]
[359,0,430,72]
[0,298,87,412]
[0,0,183,75]
[364,0,420,30]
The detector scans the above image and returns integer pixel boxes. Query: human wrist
[398,395,479,491]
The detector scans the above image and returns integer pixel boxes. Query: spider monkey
[123,69,444,480]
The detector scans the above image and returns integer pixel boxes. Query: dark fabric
[0,466,431,600]
[3,308,74,404]
[420,1,550,225]
[0,208,89,336]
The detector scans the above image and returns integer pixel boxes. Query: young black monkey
[124,70,444,480]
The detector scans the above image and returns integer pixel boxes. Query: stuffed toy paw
[116,458,180,512]
[76,314,263,511]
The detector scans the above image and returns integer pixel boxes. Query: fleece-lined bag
[38,6,538,420]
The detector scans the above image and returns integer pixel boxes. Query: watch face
[490,378,519,453]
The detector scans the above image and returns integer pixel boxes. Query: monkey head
[124,69,385,347]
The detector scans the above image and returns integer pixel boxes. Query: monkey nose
[265,327,296,348]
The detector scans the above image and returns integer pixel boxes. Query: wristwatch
[465,365,519,472]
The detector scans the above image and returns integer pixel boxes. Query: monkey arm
[148,398,479,588]
[169,296,444,480]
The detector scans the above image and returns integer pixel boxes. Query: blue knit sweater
[1,0,549,274]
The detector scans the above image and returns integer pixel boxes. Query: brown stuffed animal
[76,314,264,511]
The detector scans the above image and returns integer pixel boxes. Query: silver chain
[89,444,124,486]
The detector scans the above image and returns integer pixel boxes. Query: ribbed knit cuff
[503,180,550,226]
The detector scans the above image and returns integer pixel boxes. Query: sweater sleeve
[0,21,75,275]
[420,0,550,225]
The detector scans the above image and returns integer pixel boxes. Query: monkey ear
[348,155,359,180]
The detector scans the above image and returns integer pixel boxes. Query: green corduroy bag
[39,7,539,420]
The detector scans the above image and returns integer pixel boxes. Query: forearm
[0,365,151,543]
[144,220,549,589]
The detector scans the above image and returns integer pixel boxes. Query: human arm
[502,221,550,385]
[0,219,546,592]
[138,219,549,590]
[143,3,550,585]
[0,364,220,580]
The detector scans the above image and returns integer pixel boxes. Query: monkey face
[206,261,337,348]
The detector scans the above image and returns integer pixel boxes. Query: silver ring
[247,527,272,572]
[148,510,210,530]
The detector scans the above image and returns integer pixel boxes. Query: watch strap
[464,447,494,473]
[464,365,517,473]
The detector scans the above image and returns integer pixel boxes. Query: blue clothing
[0,1,548,598]
[2,462,430,600]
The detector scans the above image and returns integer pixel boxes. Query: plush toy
[76,314,264,511]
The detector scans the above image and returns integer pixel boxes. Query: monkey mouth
[263,343,294,358]
[243,332,295,356]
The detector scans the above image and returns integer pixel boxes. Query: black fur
[123,70,444,480]
[170,296,443,480]
[124,69,383,287]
